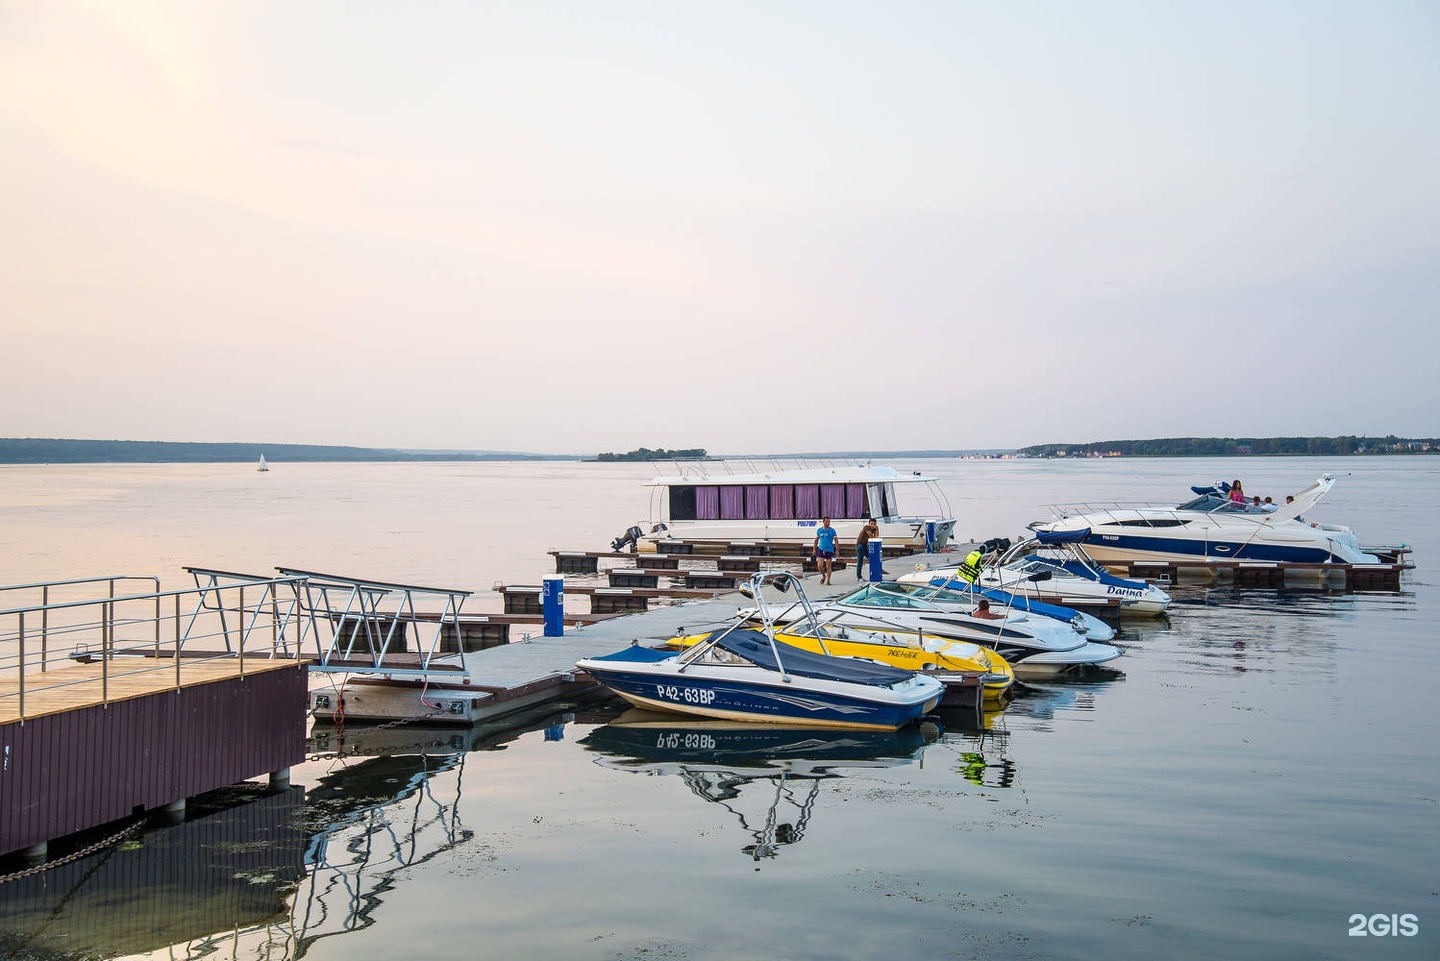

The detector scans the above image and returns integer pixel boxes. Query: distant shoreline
[0,436,1433,464]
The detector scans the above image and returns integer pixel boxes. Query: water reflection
[0,703,579,961]
[1006,669,1124,727]
[579,711,938,861]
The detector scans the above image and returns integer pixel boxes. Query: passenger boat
[619,464,957,552]
[767,582,1119,677]
[1028,474,1385,566]
[899,530,1172,617]
[575,572,944,731]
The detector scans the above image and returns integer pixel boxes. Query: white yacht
[1029,474,1383,566]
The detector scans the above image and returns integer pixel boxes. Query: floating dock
[0,575,309,860]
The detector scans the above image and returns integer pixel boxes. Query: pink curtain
[745,485,769,519]
[845,483,866,518]
[820,484,847,519]
[719,486,745,519]
[697,487,720,520]
[769,485,795,519]
[795,485,821,518]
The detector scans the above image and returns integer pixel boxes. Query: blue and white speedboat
[765,582,1122,675]
[575,572,943,731]
[1028,474,1385,566]
[902,530,1171,617]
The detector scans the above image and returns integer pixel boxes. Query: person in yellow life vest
[958,548,984,584]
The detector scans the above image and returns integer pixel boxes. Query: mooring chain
[0,819,146,887]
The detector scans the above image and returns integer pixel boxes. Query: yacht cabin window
[668,482,875,521]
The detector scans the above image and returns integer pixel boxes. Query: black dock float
[608,568,661,588]
[497,583,731,615]
[1106,559,1405,592]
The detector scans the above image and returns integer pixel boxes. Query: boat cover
[714,629,917,688]
[588,645,679,664]
[1057,560,1152,590]
[1034,528,1091,545]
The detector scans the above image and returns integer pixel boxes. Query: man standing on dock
[813,517,839,585]
[855,517,879,580]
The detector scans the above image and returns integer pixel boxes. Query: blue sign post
[542,575,564,637]
[868,539,883,583]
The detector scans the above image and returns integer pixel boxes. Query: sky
[2,1,1437,455]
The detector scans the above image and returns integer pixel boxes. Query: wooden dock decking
[0,657,302,724]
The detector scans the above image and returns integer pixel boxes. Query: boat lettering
[656,684,717,705]
[656,733,716,750]
[1105,586,1142,598]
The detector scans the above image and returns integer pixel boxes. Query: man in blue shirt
[813,517,839,585]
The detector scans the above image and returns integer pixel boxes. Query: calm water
[0,457,1435,960]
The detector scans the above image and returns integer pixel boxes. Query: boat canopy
[1034,528,1091,546]
[714,629,918,687]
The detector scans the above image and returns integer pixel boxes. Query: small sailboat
[257,454,269,472]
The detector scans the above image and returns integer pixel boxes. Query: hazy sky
[3,1,1437,454]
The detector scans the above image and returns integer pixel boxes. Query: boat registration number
[657,684,716,705]
[655,733,716,750]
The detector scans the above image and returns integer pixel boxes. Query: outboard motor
[611,525,644,553]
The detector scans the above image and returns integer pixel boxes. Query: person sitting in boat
[972,598,1004,620]
[1228,480,1246,504]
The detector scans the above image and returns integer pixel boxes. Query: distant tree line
[0,439,573,464]
[1019,436,1437,457]
[594,447,708,462]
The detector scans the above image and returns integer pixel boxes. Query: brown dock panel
[1,664,308,857]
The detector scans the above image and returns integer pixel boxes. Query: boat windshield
[837,584,935,609]
[1176,492,1229,511]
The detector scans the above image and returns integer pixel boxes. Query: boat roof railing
[678,570,821,682]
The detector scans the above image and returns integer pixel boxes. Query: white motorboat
[615,463,957,552]
[766,582,1122,676]
[888,575,1119,641]
[900,530,1172,617]
[1029,474,1385,566]
[575,572,944,731]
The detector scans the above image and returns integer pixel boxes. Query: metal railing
[0,573,310,722]
[1,569,478,722]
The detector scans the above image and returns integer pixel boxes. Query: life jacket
[958,549,984,584]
